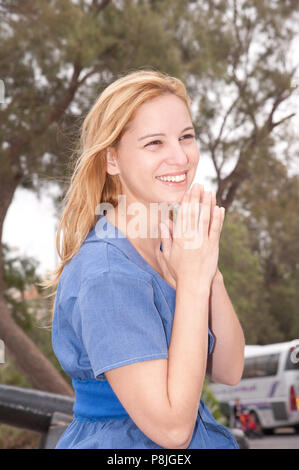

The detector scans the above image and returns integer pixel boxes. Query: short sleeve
[77,271,169,378]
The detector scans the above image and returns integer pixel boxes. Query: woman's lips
[155,176,187,187]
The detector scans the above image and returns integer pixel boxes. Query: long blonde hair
[42,69,192,320]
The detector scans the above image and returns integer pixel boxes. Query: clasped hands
[156,183,225,290]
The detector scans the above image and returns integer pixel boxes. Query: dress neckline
[99,213,176,294]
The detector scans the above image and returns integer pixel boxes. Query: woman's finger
[209,205,221,240]
[159,222,172,259]
[168,218,174,240]
[199,190,212,240]
[190,183,201,232]
[220,207,225,233]
[209,189,216,234]
[185,185,194,238]
[173,187,189,239]
[199,184,204,203]
[197,183,204,223]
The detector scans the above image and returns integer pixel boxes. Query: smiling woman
[104,92,200,263]
[42,69,241,449]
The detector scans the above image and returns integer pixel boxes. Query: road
[247,427,299,449]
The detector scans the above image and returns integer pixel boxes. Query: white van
[209,339,299,434]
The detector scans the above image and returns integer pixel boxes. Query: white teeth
[157,173,186,182]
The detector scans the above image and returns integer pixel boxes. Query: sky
[2,157,218,278]
[3,184,60,277]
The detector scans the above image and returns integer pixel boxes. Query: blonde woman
[48,69,245,449]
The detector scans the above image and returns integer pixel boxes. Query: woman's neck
[105,204,164,270]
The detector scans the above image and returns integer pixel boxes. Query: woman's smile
[155,172,188,187]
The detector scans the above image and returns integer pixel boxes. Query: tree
[218,210,284,344]
[238,158,299,341]
[166,0,299,343]
[161,0,299,209]
[1,243,70,388]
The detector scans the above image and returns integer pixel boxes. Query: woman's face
[107,93,199,208]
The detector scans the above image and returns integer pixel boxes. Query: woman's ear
[106,147,120,176]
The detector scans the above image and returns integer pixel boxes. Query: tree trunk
[0,174,73,396]
[0,294,73,396]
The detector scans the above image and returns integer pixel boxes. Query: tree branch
[48,61,82,125]
[91,0,111,14]
[213,93,242,152]
[78,63,105,86]
[272,112,296,129]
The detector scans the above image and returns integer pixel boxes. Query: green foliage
[3,243,40,332]
[0,355,32,389]
[0,424,40,449]
[202,380,228,425]
[218,210,281,344]
[237,158,299,343]
[0,0,185,197]
[0,243,72,388]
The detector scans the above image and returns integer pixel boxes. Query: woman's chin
[158,189,187,202]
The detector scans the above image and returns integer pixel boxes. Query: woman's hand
[209,187,225,281]
[188,184,225,282]
[156,183,226,289]
[155,218,177,290]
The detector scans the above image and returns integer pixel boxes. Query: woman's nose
[164,142,189,165]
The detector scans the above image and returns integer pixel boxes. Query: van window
[242,353,279,379]
[284,347,299,370]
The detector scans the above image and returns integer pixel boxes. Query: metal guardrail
[0,384,249,449]
[0,384,74,448]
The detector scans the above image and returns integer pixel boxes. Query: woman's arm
[166,275,211,447]
[206,269,245,386]
[105,276,211,449]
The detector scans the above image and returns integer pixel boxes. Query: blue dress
[52,213,239,449]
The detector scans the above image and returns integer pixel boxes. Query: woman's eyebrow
[138,126,194,141]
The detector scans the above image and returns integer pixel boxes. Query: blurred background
[0,0,299,448]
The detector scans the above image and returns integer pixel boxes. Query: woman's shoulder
[88,241,154,286]
[61,236,154,291]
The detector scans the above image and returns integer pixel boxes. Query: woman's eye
[181,134,195,140]
[145,134,195,147]
[146,140,161,147]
